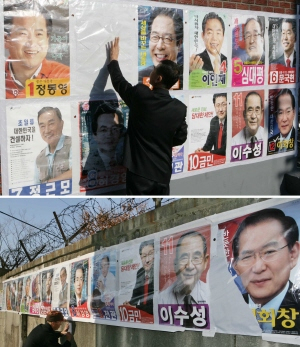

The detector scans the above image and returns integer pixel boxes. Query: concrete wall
[1,198,298,347]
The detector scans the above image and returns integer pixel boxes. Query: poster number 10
[161,236,173,255]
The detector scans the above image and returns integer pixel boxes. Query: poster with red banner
[188,94,227,172]
[268,17,296,85]
[231,90,265,162]
[118,240,155,324]
[157,226,211,329]
[219,200,300,336]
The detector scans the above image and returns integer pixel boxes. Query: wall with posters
[0,0,298,196]
[1,197,300,346]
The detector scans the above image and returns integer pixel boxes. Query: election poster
[51,264,69,318]
[269,18,296,85]
[0,289,4,311]
[69,258,91,319]
[3,283,9,311]
[15,277,24,313]
[138,5,184,90]
[158,227,211,329]
[188,94,227,172]
[118,240,155,324]
[4,0,70,99]
[90,250,117,321]
[40,268,54,315]
[79,98,127,194]
[189,11,228,89]
[231,90,265,162]
[29,272,41,315]
[20,275,32,314]
[232,15,265,87]
[219,199,300,336]
[6,103,72,196]
[267,88,296,155]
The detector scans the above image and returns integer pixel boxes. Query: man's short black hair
[46,270,53,279]
[139,239,154,255]
[275,89,295,118]
[244,17,265,38]
[38,107,62,122]
[101,255,110,264]
[91,101,124,136]
[202,12,225,35]
[213,93,227,105]
[232,208,299,261]
[4,1,52,36]
[149,7,183,43]
[155,60,181,89]
[74,263,85,282]
[244,91,263,111]
[174,230,207,272]
[282,18,296,40]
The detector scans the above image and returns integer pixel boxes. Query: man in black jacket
[23,310,72,347]
[108,37,187,195]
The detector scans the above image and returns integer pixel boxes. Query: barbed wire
[0,198,177,270]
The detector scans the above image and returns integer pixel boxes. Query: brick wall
[152,0,297,14]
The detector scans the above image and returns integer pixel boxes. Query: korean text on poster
[219,200,300,335]
[90,251,117,321]
[267,88,296,155]
[268,17,296,85]
[119,241,155,324]
[232,15,265,87]
[79,100,127,193]
[188,94,227,171]
[158,227,211,329]
[138,6,183,90]
[4,0,70,99]
[7,104,72,196]
[231,90,264,162]
[189,11,227,89]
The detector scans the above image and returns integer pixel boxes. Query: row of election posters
[2,87,297,195]
[0,0,298,195]
[2,198,300,345]
[1,0,299,98]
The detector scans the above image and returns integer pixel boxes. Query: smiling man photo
[232,91,264,151]
[158,231,209,305]
[4,1,70,99]
[138,7,183,88]
[232,208,300,334]
[34,106,72,185]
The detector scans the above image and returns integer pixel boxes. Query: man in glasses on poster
[232,208,300,334]
[139,7,183,89]
[158,231,209,328]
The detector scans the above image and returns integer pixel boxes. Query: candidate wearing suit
[108,38,187,195]
[272,19,296,68]
[138,8,183,89]
[124,240,154,315]
[195,93,227,156]
[83,104,125,174]
[232,208,300,334]
[69,263,87,308]
[190,12,227,74]
[267,89,296,155]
